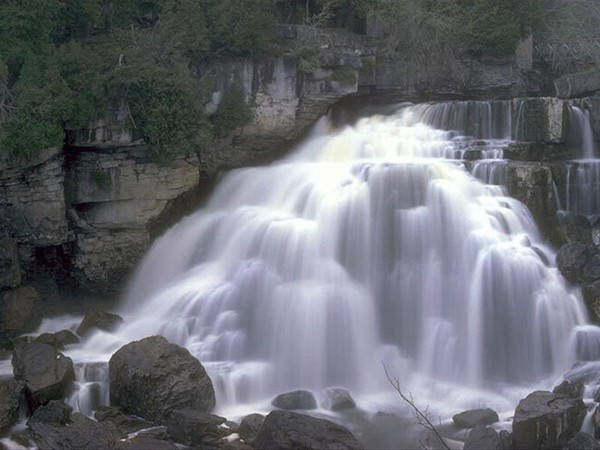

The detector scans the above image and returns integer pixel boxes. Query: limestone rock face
[109,336,215,423]
[0,148,68,247]
[66,148,200,291]
[514,97,569,143]
[0,286,41,338]
[512,390,586,450]
[0,238,21,289]
[555,70,600,99]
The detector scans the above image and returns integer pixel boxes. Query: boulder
[166,408,227,447]
[324,388,356,411]
[512,390,586,449]
[115,436,179,450]
[557,215,595,246]
[27,400,72,426]
[12,342,75,407]
[272,390,317,410]
[34,330,79,349]
[94,406,154,437]
[76,306,124,336]
[0,377,24,434]
[253,410,363,450]
[0,287,41,338]
[452,408,499,429]
[238,413,265,445]
[553,379,585,399]
[0,238,20,289]
[109,335,215,423]
[563,432,600,450]
[557,242,600,284]
[463,426,500,450]
[28,412,119,449]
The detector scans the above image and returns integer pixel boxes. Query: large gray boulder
[238,413,265,445]
[583,280,600,323]
[557,242,600,284]
[564,432,600,450]
[0,377,24,434]
[253,410,363,450]
[27,400,72,426]
[272,390,317,410]
[463,426,500,450]
[0,238,20,290]
[452,408,499,429]
[323,387,356,411]
[1,286,41,338]
[12,342,75,407]
[109,336,215,423]
[166,408,227,447]
[512,390,586,449]
[94,406,154,437]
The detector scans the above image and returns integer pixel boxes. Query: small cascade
[404,100,513,140]
[568,106,597,160]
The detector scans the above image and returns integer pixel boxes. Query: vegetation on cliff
[0,0,597,160]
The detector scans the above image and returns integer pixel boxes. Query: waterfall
[568,105,597,160]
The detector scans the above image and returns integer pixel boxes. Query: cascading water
[58,103,595,431]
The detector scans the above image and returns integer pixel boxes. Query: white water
[50,104,593,429]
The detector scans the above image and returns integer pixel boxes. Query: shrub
[212,86,254,137]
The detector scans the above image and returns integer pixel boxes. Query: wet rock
[272,390,317,410]
[27,400,72,426]
[253,410,363,450]
[0,286,41,338]
[94,405,154,437]
[238,413,265,444]
[557,215,595,246]
[452,408,499,429]
[0,238,20,289]
[504,142,570,161]
[12,342,75,407]
[563,432,600,450]
[166,408,227,447]
[28,412,119,449]
[593,405,600,439]
[464,426,499,450]
[557,242,600,284]
[76,306,124,336]
[583,280,600,323]
[324,387,356,411]
[514,97,569,143]
[109,335,215,423]
[34,330,79,349]
[512,390,586,449]
[553,379,585,399]
[114,436,179,450]
[0,377,24,434]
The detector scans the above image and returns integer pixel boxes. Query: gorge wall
[1,24,599,295]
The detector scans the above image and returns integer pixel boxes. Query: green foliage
[331,67,356,85]
[212,86,254,137]
[205,0,276,57]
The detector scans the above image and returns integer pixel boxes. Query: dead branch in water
[382,362,451,450]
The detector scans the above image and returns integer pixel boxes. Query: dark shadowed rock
[464,426,499,450]
[512,390,586,449]
[28,412,119,449]
[114,436,179,450]
[94,405,154,437]
[452,408,499,429]
[553,379,585,399]
[1,287,41,338]
[324,387,356,411]
[583,280,600,323]
[557,215,594,246]
[12,342,75,407]
[76,306,124,336]
[253,410,363,450]
[272,390,317,410]
[27,400,72,426]
[238,413,265,444]
[166,408,227,447]
[563,432,600,450]
[557,243,600,284]
[0,238,20,289]
[109,335,215,423]
[0,377,24,434]
[34,330,79,349]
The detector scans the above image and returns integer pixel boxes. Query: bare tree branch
[382,362,451,450]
